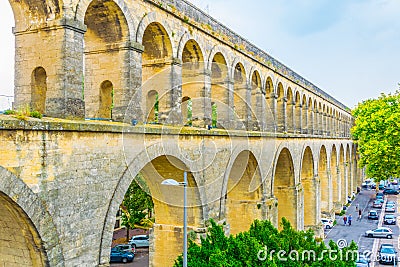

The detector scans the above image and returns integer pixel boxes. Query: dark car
[378,246,397,264]
[110,247,135,263]
[383,188,398,195]
[379,184,385,190]
[368,210,379,220]
[384,214,396,225]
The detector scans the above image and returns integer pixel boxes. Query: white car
[129,235,149,248]
[321,218,334,229]
[365,227,393,239]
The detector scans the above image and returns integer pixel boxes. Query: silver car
[129,235,149,248]
[385,203,396,213]
[365,227,393,239]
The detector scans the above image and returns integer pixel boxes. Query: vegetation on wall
[351,89,400,181]
[174,218,357,266]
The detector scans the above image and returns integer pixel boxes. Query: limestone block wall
[0,115,360,266]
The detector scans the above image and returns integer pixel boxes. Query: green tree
[174,218,357,266]
[351,91,400,181]
[120,173,154,241]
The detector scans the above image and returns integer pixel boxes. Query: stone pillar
[295,183,303,230]
[190,69,210,128]
[162,58,182,125]
[255,88,267,131]
[226,78,235,129]
[114,41,144,122]
[282,97,288,132]
[295,103,302,134]
[327,167,334,215]
[265,93,275,132]
[14,19,86,118]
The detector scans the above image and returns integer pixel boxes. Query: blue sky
[1,0,399,109]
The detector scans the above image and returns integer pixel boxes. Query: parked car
[385,203,396,213]
[376,195,384,202]
[365,227,393,239]
[378,245,397,264]
[379,184,385,190]
[383,188,398,195]
[384,214,396,225]
[113,244,135,254]
[110,247,135,263]
[368,210,379,220]
[129,235,149,248]
[356,254,370,267]
[321,218,334,229]
[373,200,383,208]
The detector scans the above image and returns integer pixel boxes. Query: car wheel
[368,234,373,238]
[387,235,392,239]
[326,225,331,229]
[122,258,128,263]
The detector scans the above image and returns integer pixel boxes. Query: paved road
[110,248,149,267]
[325,188,399,266]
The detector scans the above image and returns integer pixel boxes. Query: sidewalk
[335,190,375,227]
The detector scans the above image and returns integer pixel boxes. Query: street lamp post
[161,171,188,267]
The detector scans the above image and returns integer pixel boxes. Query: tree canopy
[351,91,400,181]
[120,173,154,231]
[174,218,357,267]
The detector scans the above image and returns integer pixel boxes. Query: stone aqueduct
[1,0,360,266]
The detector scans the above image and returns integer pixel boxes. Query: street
[325,188,399,266]
[110,248,149,267]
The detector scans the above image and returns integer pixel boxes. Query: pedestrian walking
[343,215,347,226]
[358,209,362,221]
[348,214,352,226]
[355,204,359,212]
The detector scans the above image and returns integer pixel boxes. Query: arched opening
[210,52,228,128]
[225,151,263,235]
[99,80,113,119]
[142,22,173,123]
[286,88,294,133]
[265,77,274,132]
[276,83,285,132]
[314,100,319,135]
[84,0,130,119]
[0,192,48,266]
[182,39,205,127]
[319,146,330,216]
[273,148,297,229]
[339,145,346,204]
[111,155,203,267]
[233,63,247,126]
[146,90,159,123]
[31,67,47,114]
[0,1,14,111]
[301,147,317,227]
[250,70,262,130]
[182,96,192,126]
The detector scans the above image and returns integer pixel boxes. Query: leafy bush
[174,218,357,266]
[3,109,16,115]
[3,106,42,120]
